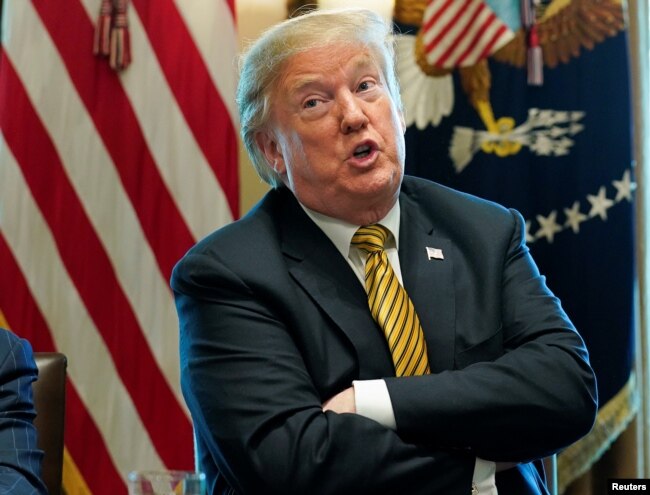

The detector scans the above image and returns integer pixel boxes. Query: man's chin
[353,171,402,199]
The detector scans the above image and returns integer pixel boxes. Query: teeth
[354,145,371,158]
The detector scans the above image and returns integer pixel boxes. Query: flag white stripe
[0,134,165,479]
[81,0,233,239]
[119,6,233,240]
[422,0,513,68]
[79,0,234,240]
[435,7,492,65]
[424,0,484,62]
[175,0,240,127]
[4,0,185,409]
[422,0,449,28]
[421,0,467,51]
[450,18,509,67]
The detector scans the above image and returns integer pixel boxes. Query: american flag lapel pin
[426,247,444,260]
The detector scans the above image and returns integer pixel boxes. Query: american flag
[421,0,514,68]
[0,0,238,492]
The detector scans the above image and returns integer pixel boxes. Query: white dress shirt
[301,202,497,494]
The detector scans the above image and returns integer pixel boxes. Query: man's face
[256,43,406,225]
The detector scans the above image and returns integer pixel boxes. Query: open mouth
[353,144,372,159]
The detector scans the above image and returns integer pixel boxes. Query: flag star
[587,186,615,220]
[564,201,588,233]
[612,169,636,202]
[535,210,563,243]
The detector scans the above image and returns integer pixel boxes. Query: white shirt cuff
[354,381,497,495]
[473,458,497,494]
[352,379,396,430]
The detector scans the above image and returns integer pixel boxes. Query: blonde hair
[236,8,402,187]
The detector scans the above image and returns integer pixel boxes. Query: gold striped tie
[352,225,430,376]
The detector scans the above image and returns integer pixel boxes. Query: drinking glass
[127,470,206,495]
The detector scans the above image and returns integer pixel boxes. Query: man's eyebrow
[287,75,323,96]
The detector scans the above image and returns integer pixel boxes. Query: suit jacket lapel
[399,191,456,372]
[276,189,395,378]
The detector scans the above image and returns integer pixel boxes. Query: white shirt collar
[301,201,401,259]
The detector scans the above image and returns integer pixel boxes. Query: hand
[322,387,356,414]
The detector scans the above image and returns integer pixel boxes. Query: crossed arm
[174,209,597,494]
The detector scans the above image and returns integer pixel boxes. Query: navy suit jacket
[0,329,47,494]
[172,176,597,495]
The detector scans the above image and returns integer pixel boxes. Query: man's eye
[358,81,374,91]
[304,99,319,109]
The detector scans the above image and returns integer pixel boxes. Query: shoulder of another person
[0,327,20,345]
[0,329,32,373]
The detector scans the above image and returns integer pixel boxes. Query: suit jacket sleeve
[0,330,47,494]
[172,246,476,495]
[385,204,597,462]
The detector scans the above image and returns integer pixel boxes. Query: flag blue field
[394,0,636,489]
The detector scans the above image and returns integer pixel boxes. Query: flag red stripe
[65,381,127,493]
[429,1,486,66]
[32,0,196,282]
[424,0,474,57]
[0,237,54,352]
[132,0,239,218]
[422,0,454,36]
[225,0,236,20]
[454,11,500,66]
[0,234,125,494]
[0,51,193,469]
[475,23,509,61]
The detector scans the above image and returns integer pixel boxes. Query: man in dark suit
[171,8,597,494]
[0,328,47,494]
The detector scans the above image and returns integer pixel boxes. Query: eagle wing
[492,0,625,69]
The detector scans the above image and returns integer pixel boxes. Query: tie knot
[352,225,389,253]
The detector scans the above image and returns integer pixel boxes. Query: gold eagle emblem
[395,0,625,156]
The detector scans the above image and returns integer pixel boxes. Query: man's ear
[255,130,286,175]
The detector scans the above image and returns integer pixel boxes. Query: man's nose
[339,94,369,133]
